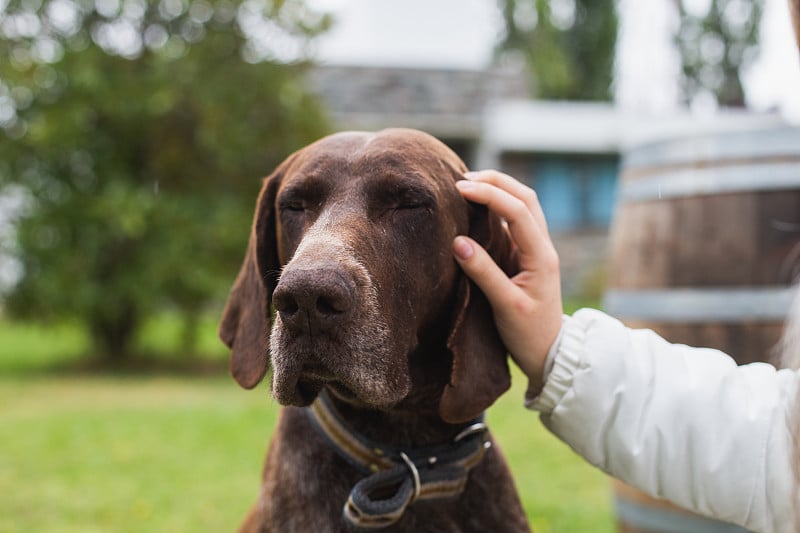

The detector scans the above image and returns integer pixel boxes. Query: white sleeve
[527,308,799,533]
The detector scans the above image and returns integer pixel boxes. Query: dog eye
[391,190,434,211]
[280,201,305,212]
[278,193,313,213]
[395,201,426,210]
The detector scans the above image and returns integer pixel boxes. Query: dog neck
[325,388,469,447]
[312,388,487,462]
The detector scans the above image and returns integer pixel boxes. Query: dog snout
[272,268,355,335]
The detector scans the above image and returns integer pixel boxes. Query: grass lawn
[0,317,616,532]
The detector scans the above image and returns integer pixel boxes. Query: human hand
[452,170,563,393]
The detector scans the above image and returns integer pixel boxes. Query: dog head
[219,128,515,423]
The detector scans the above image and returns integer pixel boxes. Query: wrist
[516,315,565,395]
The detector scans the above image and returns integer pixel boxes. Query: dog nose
[272,268,355,335]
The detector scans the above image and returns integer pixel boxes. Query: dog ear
[439,203,516,424]
[219,167,285,389]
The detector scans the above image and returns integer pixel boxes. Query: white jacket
[528,308,799,533]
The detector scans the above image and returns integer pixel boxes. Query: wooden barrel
[604,125,800,532]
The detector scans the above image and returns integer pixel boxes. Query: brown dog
[219,128,530,532]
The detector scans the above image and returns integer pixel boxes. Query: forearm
[527,309,798,533]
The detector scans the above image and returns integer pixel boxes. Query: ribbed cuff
[525,314,586,413]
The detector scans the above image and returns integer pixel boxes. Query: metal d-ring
[399,452,421,503]
[454,422,488,443]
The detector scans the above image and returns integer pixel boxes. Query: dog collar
[306,389,492,531]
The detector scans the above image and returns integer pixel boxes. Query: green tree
[0,0,332,360]
[496,0,618,101]
[674,0,763,108]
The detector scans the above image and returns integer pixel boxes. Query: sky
[305,0,800,123]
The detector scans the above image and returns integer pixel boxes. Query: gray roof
[306,64,529,139]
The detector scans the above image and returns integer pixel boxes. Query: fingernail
[452,236,474,260]
[455,180,477,190]
[463,171,479,179]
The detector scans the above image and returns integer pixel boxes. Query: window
[528,155,619,232]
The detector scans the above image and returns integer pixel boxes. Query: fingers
[455,176,552,268]
[464,170,550,236]
[452,235,525,311]
[452,170,564,391]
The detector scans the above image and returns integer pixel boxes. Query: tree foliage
[0,0,332,359]
[496,0,618,101]
[674,0,763,108]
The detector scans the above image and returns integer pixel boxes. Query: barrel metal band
[603,286,796,322]
[618,162,800,202]
[623,126,800,170]
[614,495,753,533]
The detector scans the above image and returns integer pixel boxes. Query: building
[306,64,530,165]
[307,64,786,297]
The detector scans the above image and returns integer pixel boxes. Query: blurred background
[1,0,798,531]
